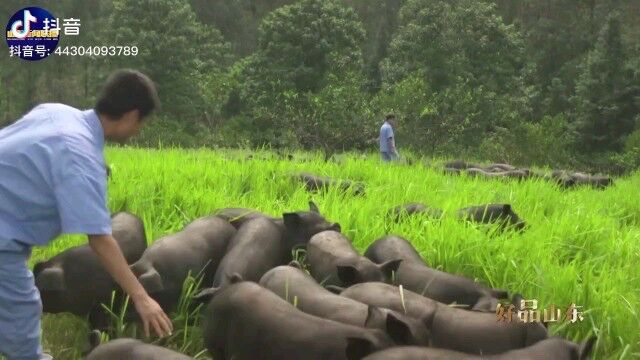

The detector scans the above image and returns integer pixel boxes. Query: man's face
[109,110,144,144]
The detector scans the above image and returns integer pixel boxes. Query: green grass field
[29,147,640,359]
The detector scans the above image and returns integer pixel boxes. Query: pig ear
[491,288,509,299]
[308,201,320,213]
[502,204,512,212]
[579,336,597,360]
[228,273,244,284]
[88,330,102,350]
[471,296,496,312]
[331,223,342,233]
[325,285,345,294]
[89,330,102,348]
[379,259,402,278]
[421,311,436,329]
[137,267,164,294]
[345,337,375,360]
[282,213,302,229]
[288,260,303,269]
[511,293,523,308]
[336,265,359,286]
[363,305,386,328]
[385,312,413,345]
[192,287,220,305]
[35,267,65,292]
[82,330,103,356]
[33,261,47,277]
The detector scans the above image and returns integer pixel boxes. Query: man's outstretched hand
[133,293,173,338]
[88,234,174,338]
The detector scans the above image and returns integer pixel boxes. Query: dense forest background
[1,0,639,172]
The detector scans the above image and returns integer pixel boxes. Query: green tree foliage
[190,0,296,56]
[222,0,369,152]
[383,0,524,93]
[224,71,374,153]
[101,0,233,122]
[377,0,526,153]
[285,71,375,153]
[477,114,576,167]
[254,0,365,94]
[496,1,592,106]
[572,12,637,154]
[343,0,404,92]
[225,0,367,115]
[373,71,521,155]
[493,0,640,119]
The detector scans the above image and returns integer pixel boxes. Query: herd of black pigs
[36,160,610,359]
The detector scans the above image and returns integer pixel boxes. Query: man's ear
[123,109,141,123]
[336,265,359,286]
[283,213,302,229]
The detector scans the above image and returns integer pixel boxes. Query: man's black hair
[385,113,396,120]
[95,69,160,120]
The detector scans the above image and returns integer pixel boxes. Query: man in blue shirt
[380,114,400,162]
[0,69,173,360]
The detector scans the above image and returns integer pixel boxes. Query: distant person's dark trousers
[381,151,399,162]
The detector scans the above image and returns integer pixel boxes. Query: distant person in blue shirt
[0,69,173,360]
[380,114,400,162]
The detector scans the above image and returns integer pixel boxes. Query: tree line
[1,0,638,172]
